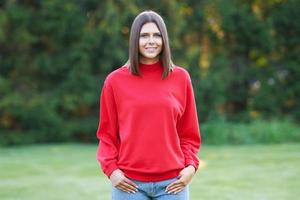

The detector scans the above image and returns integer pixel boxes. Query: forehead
[140,22,160,33]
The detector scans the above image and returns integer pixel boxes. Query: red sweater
[96,61,201,182]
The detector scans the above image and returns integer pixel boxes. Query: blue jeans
[112,177,189,200]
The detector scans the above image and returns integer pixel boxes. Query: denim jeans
[112,177,189,200]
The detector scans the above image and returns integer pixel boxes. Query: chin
[144,54,159,59]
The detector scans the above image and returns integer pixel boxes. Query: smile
[145,47,158,52]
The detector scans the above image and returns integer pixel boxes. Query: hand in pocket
[110,169,139,193]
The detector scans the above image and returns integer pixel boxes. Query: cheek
[139,40,144,52]
[158,39,163,47]
[158,40,163,50]
[139,38,147,47]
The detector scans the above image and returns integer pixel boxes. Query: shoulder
[104,64,129,86]
[171,65,192,81]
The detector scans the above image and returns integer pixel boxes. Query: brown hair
[128,10,174,79]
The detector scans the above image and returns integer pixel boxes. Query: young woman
[96,10,201,200]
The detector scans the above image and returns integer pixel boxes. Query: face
[139,22,163,64]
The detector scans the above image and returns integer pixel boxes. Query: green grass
[0,143,299,200]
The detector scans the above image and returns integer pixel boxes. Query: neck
[139,57,159,65]
[139,60,163,73]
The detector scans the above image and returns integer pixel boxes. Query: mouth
[145,47,158,53]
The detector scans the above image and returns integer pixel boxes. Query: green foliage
[201,119,300,145]
[0,0,299,145]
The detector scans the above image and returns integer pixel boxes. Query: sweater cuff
[105,163,119,178]
[185,160,199,171]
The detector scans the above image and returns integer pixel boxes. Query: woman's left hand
[165,165,196,194]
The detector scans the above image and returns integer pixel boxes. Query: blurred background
[0,0,299,199]
[0,0,300,145]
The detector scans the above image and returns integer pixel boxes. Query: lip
[145,47,157,49]
[145,47,157,52]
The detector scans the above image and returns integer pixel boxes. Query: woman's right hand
[109,169,139,193]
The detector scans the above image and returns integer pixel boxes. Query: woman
[96,10,201,200]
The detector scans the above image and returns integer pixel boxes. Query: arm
[166,72,201,194]
[96,80,138,193]
[177,72,201,171]
[96,80,119,178]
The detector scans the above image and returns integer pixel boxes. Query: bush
[200,119,300,145]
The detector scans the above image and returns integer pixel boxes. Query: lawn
[0,143,299,200]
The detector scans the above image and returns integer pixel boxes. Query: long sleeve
[96,80,119,177]
[95,64,201,182]
[177,73,201,171]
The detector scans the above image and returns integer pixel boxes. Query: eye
[154,33,162,38]
[140,33,149,38]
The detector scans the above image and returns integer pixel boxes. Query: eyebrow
[140,32,161,35]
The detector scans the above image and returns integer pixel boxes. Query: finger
[166,183,185,192]
[119,185,137,193]
[165,180,183,191]
[120,181,138,192]
[117,185,136,193]
[120,181,138,190]
[124,178,139,188]
[167,186,184,194]
[166,181,180,190]
[171,187,184,194]
[116,185,129,193]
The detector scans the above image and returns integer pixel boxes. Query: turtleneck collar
[139,60,163,73]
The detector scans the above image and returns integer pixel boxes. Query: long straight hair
[128,10,174,79]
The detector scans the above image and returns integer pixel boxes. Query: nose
[148,36,155,44]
